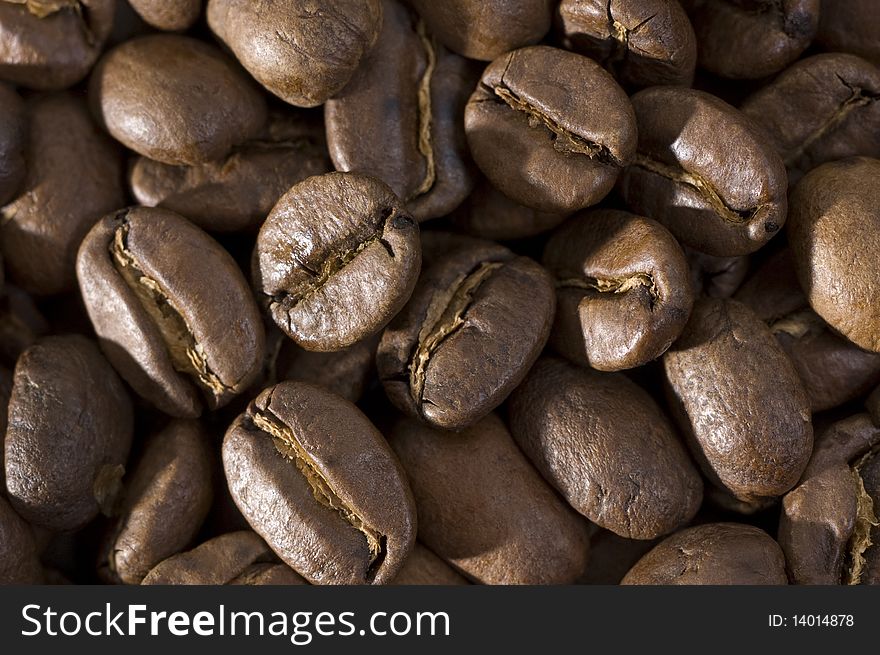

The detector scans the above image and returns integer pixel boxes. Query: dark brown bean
[391,543,470,585]
[0,83,25,206]
[0,495,43,584]
[128,0,201,31]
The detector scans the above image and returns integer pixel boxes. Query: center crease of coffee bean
[632,152,762,225]
[604,1,657,69]
[557,272,660,309]
[249,409,386,570]
[408,260,504,411]
[844,448,880,585]
[111,221,234,397]
[413,19,437,199]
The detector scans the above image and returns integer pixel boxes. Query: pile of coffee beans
[1,0,879,586]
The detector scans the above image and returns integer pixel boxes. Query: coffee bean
[388,413,591,584]
[254,172,421,352]
[391,543,470,585]
[787,157,880,353]
[736,249,880,412]
[869,387,880,427]
[681,0,818,79]
[4,335,133,532]
[407,0,554,61]
[129,110,331,233]
[77,207,265,417]
[0,495,42,584]
[90,34,267,165]
[509,357,703,539]
[0,83,25,206]
[223,381,416,585]
[816,0,880,66]
[621,523,789,584]
[555,0,697,88]
[0,0,115,89]
[466,45,637,214]
[685,246,749,298]
[128,0,201,31]
[100,420,214,585]
[663,298,813,505]
[543,209,694,371]
[0,365,11,489]
[325,0,478,221]
[0,93,124,296]
[142,531,307,585]
[377,236,554,430]
[618,86,788,256]
[0,285,49,368]
[741,54,880,185]
[779,413,880,585]
[207,0,383,108]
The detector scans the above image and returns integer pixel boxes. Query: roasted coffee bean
[869,387,880,427]
[378,236,554,430]
[0,285,49,367]
[779,414,880,585]
[736,249,880,412]
[389,413,590,584]
[466,45,636,214]
[4,335,133,532]
[223,381,416,585]
[325,0,477,221]
[664,298,813,505]
[392,543,470,585]
[207,0,382,108]
[0,93,124,296]
[685,246,749,298]
[542,210,693,371]
[449,177,566,241]
[618,87,788,257]
[0,365,10,487]
[580,530,658,585]
[509,357,703,539]
[254,172,420,352]
[741,54,880,185]
[787,157,880,353]
[142,531,306,585]
[621,523,789,584]
[273,334,376,403]
[407,0,553,61]
[77,207,265,417]
[681,0,818,79]
[816,0,880,66]
[90,34,267,166]
[0,0,115,90]
[129,110,331,233]
[128,0,201,31]
[0,495,42,584]
[100,420,214,585]
[0,83,25,206]
[555,0,697,88]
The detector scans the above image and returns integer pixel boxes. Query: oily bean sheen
[391,543,469,585]
[816,0,880,66]
[77,207,265,418]
[407,0,553,61]
[388,414,591,584]
[207,0,383,108]
[779,414,880,585]
[787,157,880,353]
[255,172,421,351]
[0,495,42,584]
[0,0,115,90]
[555,0,697,88]
[0,83,25,206]
[143,531,307,586]
[449,177,566,241]
[128,0,201,31]
[325,0,477,222]
[685,247,749,299]
[0,93,124,296]
[130,111,331,233]
[101,420,214,585]
[4,335,133,532]
[663,298,813,505]
[736,249,880,412]
[543,209,694,371]
[223,381,416,585]
[466,46,636,214]
[377,236,554,430]
[680,0,818,79]
[621,523,789,585]
[89,34,267,166]
[508,357,703,540]
[618,87,788,257]
[741,54,880,185]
